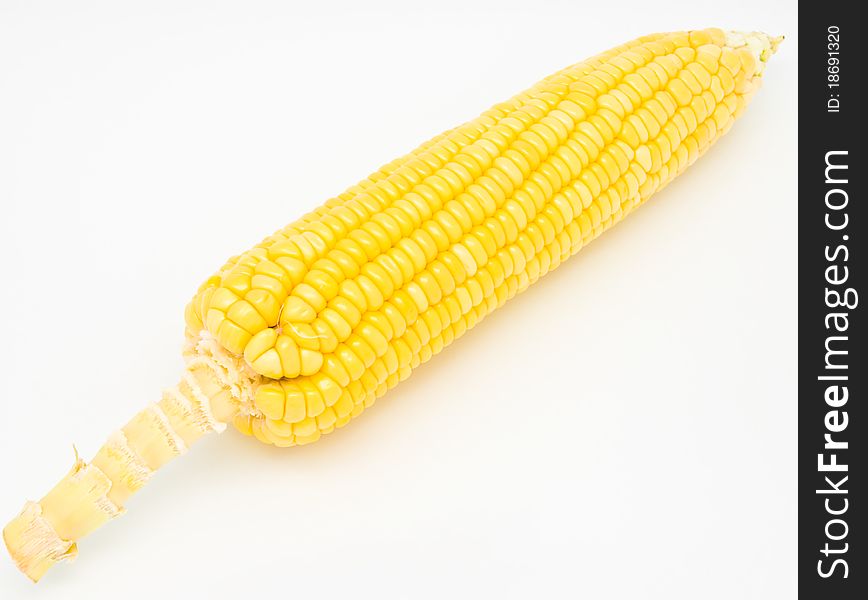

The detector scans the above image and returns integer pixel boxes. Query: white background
[0,1,797,598]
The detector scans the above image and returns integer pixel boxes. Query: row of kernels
[298,110,671,394]
[568,86,731,242]
[252,371,343,422]
[247,46,673,368]
[196,116,503,340]
[263,34,674,312]
[242,328,322,379]
[642,79,741,202]
[184,126,465,334]
[220,32,728,380]
[263,97,568,331]
[246,271,508,445]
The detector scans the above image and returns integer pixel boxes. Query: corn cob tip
[724,30,784,76]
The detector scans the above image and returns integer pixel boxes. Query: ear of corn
[4,28,780,581]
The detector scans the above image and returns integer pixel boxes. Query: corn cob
[4,28,781,581]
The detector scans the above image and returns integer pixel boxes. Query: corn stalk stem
[3,333,257,581]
